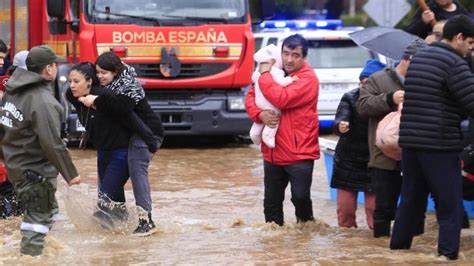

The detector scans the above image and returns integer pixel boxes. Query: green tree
[275,0,306,19]
[249,0,307,21]
[249,0,260,22]
[458,0,474,12]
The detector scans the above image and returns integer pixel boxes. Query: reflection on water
[1,140,474,264]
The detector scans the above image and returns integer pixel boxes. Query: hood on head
[5,68,47,95]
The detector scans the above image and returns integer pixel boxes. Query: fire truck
[0,0,274,140]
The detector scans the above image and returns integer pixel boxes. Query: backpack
[375,104,402,161]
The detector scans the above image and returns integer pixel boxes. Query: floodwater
[1,138,474,264]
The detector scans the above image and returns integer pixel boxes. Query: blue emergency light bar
[259,20,343,30]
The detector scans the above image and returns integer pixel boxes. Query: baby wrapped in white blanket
[250,44,295,148]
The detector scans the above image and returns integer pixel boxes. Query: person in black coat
[404,0,469,39]
[331,59,386,229]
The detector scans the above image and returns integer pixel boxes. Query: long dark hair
[95,52,124,78]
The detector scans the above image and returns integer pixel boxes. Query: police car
[254,20,385,131]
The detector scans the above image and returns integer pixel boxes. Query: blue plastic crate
[322,148,474,218]
[323,150,365,204]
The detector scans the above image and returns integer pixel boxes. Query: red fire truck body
[0,0,272,139]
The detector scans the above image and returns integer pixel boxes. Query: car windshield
[86,0,246,25]
[307,40,373,68]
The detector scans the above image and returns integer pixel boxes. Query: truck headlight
[227,96,246,111]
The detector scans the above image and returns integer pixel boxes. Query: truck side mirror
[70,19,80,33]
[259,0,275,20]
[47,0,66,18]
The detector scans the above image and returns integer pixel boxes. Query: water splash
[57,180,137,234]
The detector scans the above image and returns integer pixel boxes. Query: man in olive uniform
[0,45,81,256]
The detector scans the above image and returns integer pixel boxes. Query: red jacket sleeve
[244,84,263,123]
[0,75,9,92]
[258,67,319,110]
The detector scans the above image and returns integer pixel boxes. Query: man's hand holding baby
[259,60,275,74]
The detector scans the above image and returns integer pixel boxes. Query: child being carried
[250,44,297,148]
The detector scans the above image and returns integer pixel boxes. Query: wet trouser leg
[263,161,288,226]
[371,168,402,237]
[392,149,462,259]
[288,160,314,223]
[424,150,462,259]
[14,176,57,256]
[97,149,129,202]
[391,148,430,249]
[336,189,358,228]
[364,192,375,229]
[263,160,314,225]
[128,135,153,213]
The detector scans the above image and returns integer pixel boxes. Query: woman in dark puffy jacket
[330,59,385,229]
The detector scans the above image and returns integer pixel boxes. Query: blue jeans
[129,135,153,212]
[97,148,129,203]
[263,160,315,225]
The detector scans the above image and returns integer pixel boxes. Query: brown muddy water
[1,139,474,264]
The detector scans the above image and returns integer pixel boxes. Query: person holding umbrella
[349,27,424,62]
[356,40,427,238]
[390,15,474,260]
[404,0,469,39]
[425,20,447,44]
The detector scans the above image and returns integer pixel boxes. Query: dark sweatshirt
[94,90,164,153]
[93,64,164,153]
[66,86,130,150]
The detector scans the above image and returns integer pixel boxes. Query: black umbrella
[349,27,425,61]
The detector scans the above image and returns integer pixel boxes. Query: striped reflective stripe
[20,222,49,234]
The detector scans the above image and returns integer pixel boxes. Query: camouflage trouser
[13,176,57,256]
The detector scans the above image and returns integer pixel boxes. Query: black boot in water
[462,210,470,229]
[373,221,391,238]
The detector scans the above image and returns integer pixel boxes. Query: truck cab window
[86,0,246,25]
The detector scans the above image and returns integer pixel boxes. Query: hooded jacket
[331,88,372,192]
[66,86,131,150]
[245,63,320,165]
[0,68,78,183]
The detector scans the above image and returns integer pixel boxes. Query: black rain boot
[296,216,315,224]
[390,236,413,250]
[373,220,391,238]
[413,219,425,236]
[462,210,470,229]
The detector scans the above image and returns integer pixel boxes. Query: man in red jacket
[245,34,320,226]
